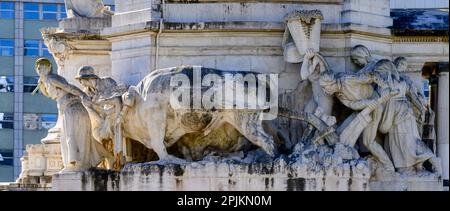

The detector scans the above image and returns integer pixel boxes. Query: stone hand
[81,95,93,107]
[304,48,315,60]
[389,89,400,97]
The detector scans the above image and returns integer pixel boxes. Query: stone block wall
[104,0,395,90]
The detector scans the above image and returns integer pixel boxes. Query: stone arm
[406,81,427,115]
[340,72,375,85]
[338,88,399,112]
[47,74,87,98]
[402,75,428,109]
[300,49,316,81]
[83,102,102,126]
[37,80,50,98]
[333,73,377,111]
[300,56,313,81]
[337,94,377,111]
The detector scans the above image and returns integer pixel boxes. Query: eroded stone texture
[53,144,371,191]
[10,0,448,191]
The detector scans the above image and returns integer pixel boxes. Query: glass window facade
[24,3,39,20]
[0,2,15,19]
[24,40,40,56]
[41,114,57,130]
[42,3,57,20]
[24,40,51,57]
[0,39,14,57]
[24,113,57,130]
[0,150,13,166]
[23,76,39,93]
[0,112,14,129]
[24,3,66,20]
[0,76,14,93]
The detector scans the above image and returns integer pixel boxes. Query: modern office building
[0,0,114,182]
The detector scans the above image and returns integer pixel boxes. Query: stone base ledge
[52,159,371,191]
[50,160,444,191]
[369,174,444,191]
[0,182,52,191]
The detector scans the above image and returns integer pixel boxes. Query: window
[42,44,51,57]
[423,79,430,102]
[0,76,14,92]
[0,151,13,166]
[108,5,115,12]
[24,113,57,130]
[24,3,66,20]
[24,40,50,57]
[24,3,39,20]
[24,40,39,56]
[23,76,39,93]
[0,39,14,57]
[41,114,57,130]
[0,112,14,129]
[60,5,67,19]
[0,2,14,19]
[42,3,57,20]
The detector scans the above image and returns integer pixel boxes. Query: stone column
[13,1,24,180]
[437,63,449,185]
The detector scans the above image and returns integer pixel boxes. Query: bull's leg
[226,114,277,157]
[141,106,169,160]
[148,121,169,160]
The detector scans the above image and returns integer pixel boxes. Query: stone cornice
[393,36,449,43]
[42,27,107,41]
[102,21,392,40]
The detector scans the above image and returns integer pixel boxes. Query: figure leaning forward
[35,58,113,173]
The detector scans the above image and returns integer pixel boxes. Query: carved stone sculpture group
[36,8,441,178]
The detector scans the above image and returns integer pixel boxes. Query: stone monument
[13,0,447,191]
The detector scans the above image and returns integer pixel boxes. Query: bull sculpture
[77,66,279,163]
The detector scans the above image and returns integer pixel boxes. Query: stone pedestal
[369,175,444,191]
[52,160,371,191]
[52,160,444,191]
[16,144,63,185]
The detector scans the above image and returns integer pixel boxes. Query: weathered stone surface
[52,147,371,191]
[11,0,448,192]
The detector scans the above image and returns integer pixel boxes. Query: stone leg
[60,134,69,167]
[147,111,169,160]
[67,135,81,165]
[227,115,277,157]
[362,106,395,172]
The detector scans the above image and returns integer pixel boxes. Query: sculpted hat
[75,66,99,80]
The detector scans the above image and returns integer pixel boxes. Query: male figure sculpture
[371,60,441,174]
[75,66,128,159]
[35,58,112,173]
[283,10,334,121]
[319,68,397,174]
